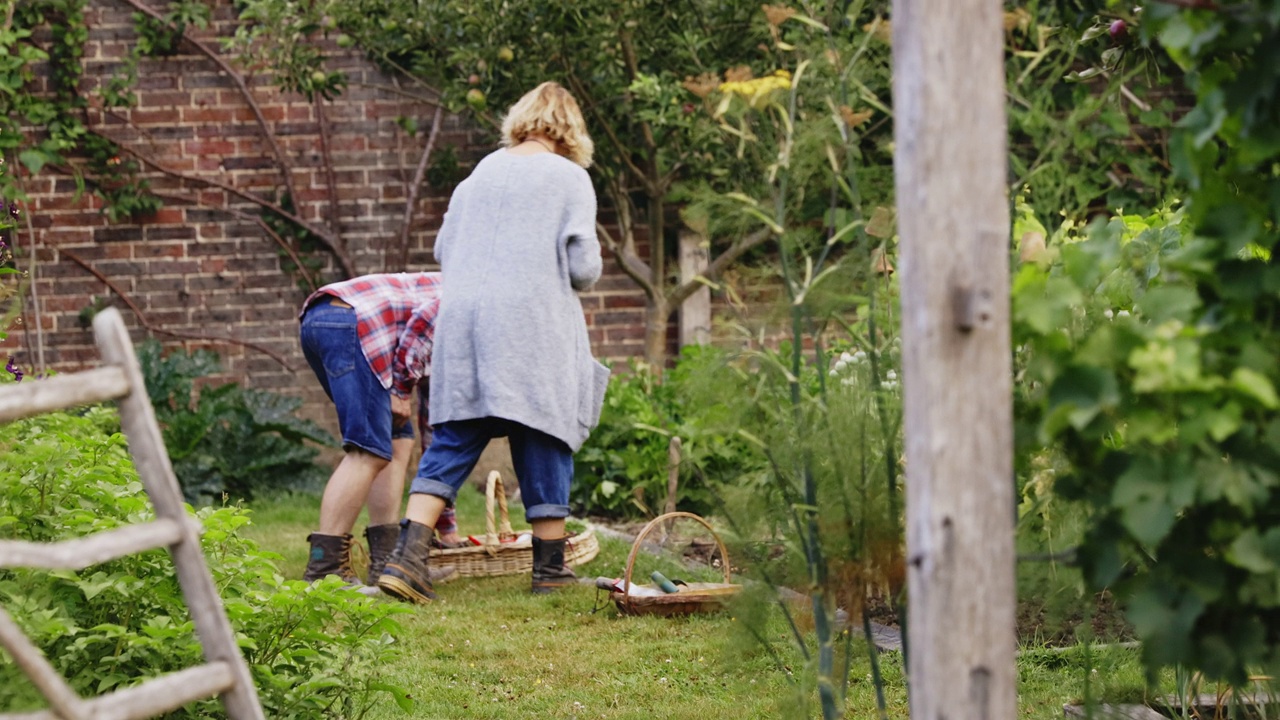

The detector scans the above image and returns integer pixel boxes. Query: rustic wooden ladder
[0,308,264,720]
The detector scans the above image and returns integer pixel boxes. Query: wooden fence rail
[0,308,264,720]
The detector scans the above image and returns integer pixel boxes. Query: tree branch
[115,0,301,211]
[349,81,443,106]
[597,219,655,299]
[96,131,357,275]
[667,227,773,307]
[563,71,654,195]
[61,249,296,370]
[1152,0,1222,9]
[314,96,341,237]
[598,179,657,298]
[397,104,444,270]
[605,175,642,261]
[618,29,659,155]
[616,28,660,162]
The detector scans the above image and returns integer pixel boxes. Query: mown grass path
[241,491,1154,719]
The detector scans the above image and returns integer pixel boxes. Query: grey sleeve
[564,175,602,291]
[434,185,464,266]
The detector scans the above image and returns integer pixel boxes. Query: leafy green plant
[664,5,909,717]
[136,340,335,503]
[0,199,18,352]
[1005,2,1179,225]
[1013,0,1280,686]
[0,405,412,717]
[1,0,161,224]
[573,347,766,520]
[1014,201,1280,684]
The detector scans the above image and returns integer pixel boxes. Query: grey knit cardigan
[426,149,611,452]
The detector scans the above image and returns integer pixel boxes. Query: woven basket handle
[621,511,731,614]
[484,471,516,555]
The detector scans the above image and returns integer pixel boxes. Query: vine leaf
[1044,365,1120,435]
[1230,367,1279,409]
[1227,528,1280,573]
[18,150,47,174]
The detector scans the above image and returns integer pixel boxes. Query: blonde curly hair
[500,82,595,169]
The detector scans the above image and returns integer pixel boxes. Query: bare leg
[531,517,566,540]
[404,492,448,529]
[366,437,414,526]
[317,449,389,536]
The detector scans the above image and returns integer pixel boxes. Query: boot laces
[337,535,360,580]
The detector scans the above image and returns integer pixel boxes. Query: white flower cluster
[1102,308,1133,320]
[828,350,899,389]
[830,349,868,375]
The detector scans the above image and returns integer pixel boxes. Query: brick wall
[0,0,669,429]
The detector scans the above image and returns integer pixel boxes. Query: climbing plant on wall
[1,0,455,299]
[1015,0,1280,685]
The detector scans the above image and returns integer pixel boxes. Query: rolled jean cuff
[524,503,570,521]
[409,477,458,503]
[344,439,392,462]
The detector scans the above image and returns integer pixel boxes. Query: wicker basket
[610,511,741,617]
[429,470,599,577]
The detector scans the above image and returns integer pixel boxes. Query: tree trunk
[892,0,1016,717]
[643,297,670,368]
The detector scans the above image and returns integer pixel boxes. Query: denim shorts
[410,417,573,521]
[300,297,412,461]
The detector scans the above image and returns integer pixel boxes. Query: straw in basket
[610,511,741,617]
[429,470,599,577]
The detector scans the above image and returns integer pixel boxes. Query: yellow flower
[718,69,792,108]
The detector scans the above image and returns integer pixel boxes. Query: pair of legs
[405,417,575,540]
[301,297,416,585]
[316,437,413,536]
[377,417,578,602]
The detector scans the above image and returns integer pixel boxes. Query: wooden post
[663,436,682,516]
[678,229,711,347]
[891,0,1015,718]
[93,309,266,720]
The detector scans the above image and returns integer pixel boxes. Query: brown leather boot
[302,533,361,584]
[531,535,577,594]
[364,523,400,586]
[367,523,458,592]
[377,520,438,604]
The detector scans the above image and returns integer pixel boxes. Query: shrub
[572,346,767,520]
[136,340,335,503]
[1014,201,1280,681]
[0,404,411,717]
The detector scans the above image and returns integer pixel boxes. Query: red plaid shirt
[301,273,441,397]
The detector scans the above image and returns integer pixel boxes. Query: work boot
[366,523,458,593]
[377,519,438,604]
[303,533,362,585]
[531,535,577,594]
[364,523,400,586]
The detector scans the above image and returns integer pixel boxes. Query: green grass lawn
[240,490,1162,719]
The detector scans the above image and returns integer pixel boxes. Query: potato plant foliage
[0,403,412,717]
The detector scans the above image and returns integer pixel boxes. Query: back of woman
[377,81,613,603]
[428,89,607,454]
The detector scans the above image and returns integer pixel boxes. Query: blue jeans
[300,297,412,461]
[410,417,573,521]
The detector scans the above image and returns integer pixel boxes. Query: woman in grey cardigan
[378,81,611,603]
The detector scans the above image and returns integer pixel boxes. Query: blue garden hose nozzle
[650,570,679,593]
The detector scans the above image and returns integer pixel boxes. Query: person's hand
[391,394,412,425]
